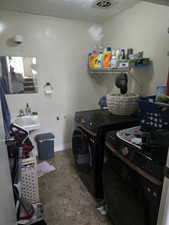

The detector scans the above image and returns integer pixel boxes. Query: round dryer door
[72,128,92,172]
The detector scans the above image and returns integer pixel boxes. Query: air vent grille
[95,0,113,9]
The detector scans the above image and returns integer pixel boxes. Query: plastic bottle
[110,49,116,68]
[88,50,98,69]
[116,49,121,60]
[120,48,125,59]
[88,52,92,69]
[111,55,117,68]
[102,47,112,68]
[97,51,103,68]
[92,50,98,68]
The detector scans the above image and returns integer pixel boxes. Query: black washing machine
[104,126,168,225]
[72,109,138,201]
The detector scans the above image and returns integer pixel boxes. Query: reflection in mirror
[0,56,38,94]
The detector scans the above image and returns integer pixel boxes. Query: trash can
[35,133,55,160]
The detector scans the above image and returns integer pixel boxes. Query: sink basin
[14,115,40,132]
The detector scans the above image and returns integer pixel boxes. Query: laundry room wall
[103,1,169,96]
[0,10,107,151]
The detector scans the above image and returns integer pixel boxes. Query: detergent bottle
[92,50,98,68]
[88,52,93,69]
[102,47,112,68]
[88,50,98,69]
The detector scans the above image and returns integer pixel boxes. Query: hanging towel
[166,70,169,96]
[0,77,11,137]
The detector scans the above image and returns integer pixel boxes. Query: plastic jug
[102,47,112,68]
[88,50,98,69]
[88,52,93,69]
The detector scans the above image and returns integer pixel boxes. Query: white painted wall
[103,2,169,225]
[103,1,169,96]
[0,10,106,150]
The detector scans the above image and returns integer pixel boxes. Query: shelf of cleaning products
[88,58,151,74]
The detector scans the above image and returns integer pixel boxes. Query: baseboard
[54,142,72,152]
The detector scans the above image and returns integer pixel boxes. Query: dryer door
[72,128,93,171]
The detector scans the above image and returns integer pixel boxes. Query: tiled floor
[39,150,111,225]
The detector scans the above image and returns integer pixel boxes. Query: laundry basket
[107,93,139,116]
[21,156,40,204]
[137,96,169,131]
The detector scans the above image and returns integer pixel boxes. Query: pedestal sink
[14,115,40,132]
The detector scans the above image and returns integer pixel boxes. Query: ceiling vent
[94,0,114,9]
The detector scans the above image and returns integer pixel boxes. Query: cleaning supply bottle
[120,48,125,59]
[97,50,103,68]
[102,47,112,68]
[110,49,117,68]
[92,50,98,68]
[116,49,121,60]
[88,50,98,69]
[88,52,93,69]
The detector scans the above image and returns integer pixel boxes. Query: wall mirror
[0,56,38,94]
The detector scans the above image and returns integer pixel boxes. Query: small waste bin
[35,133,55,160]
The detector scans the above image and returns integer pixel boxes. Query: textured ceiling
[0,0,140,22]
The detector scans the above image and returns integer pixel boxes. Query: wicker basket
[107,93,139,116]
[21,156,40,204]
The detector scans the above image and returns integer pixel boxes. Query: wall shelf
[88,67,130,74]
[88,58,151,75]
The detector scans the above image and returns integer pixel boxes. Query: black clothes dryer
[72,109,138,201]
